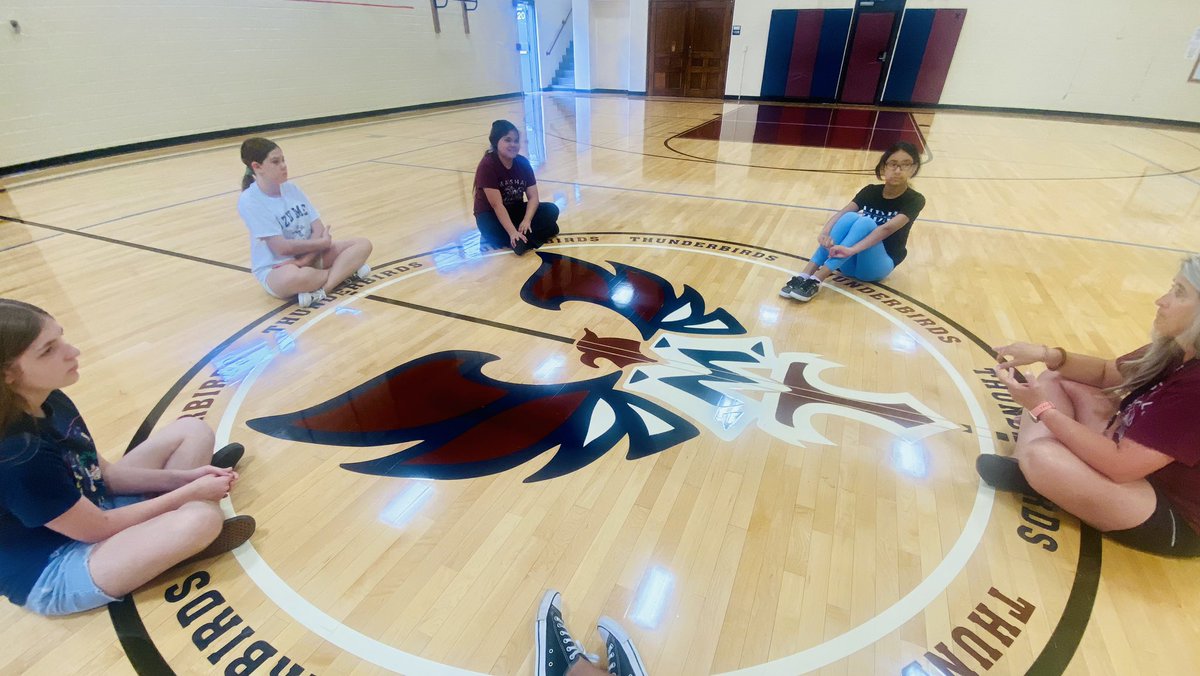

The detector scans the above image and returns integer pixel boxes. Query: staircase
[548,41,575,90]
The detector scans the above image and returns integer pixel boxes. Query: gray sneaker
[536,591,597,676]
[297,288,327,308]
[788,277,821,302]
[598,616,648,676]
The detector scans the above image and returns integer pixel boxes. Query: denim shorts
[24,494,144,616]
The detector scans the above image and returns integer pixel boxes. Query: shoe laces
[554,616,597,664]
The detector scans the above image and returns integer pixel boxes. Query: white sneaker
[352,263,372,283]
[297,288,327,308]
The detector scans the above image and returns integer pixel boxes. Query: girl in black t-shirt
[781,141,926,302]
[0,299,256,615]
[472,119,560,255]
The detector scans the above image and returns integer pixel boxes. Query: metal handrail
[545,8,572,56]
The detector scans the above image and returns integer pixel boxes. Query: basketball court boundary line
[104,238,1102,675]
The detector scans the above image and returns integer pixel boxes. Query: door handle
[877,50,889,62]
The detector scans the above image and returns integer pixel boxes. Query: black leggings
[475,202,560,249]
[1106,485,1200,557]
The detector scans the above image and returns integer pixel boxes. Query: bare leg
[115,417,215,472]
[88,500,224,596]
[319,237,373,294]
[266,264,329,298]
[1012,371,1156,531]
[567,659,609,676]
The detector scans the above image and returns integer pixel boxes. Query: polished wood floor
[2,94,1199,675]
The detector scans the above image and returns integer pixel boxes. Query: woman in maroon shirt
[979,256,1200,556]
[473,119,560,255]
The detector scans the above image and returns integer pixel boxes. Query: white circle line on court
[209,242,994,675]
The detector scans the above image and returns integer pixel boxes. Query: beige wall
[1,0,522,167]
[593,0,1200,123]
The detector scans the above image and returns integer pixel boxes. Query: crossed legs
[88,418,227,597]
[1008,371,1157,532]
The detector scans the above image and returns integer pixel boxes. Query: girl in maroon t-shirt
[978,256,1200,557]
[472,120,560,255]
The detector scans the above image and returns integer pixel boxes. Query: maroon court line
[283,0,415,9]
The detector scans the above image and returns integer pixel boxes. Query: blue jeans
[24,494,144,616]
[810,213,896,282]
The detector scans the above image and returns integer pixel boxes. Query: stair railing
[546,9,572,56]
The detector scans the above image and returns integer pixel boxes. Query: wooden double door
[648,0,734,98]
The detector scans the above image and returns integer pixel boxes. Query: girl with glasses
[780,141,924,302]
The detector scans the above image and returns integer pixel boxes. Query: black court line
[103,236,1100,674]
[364,294,575,344]
[109,301,287,676]
[0,134,484,257]
[0,214,421,280]
[661,105,936,169]
[0,215,250,272]
[367,159,1200,255]
[640,103,1200,182]
[0,98,518,190]
[541,128,875,176]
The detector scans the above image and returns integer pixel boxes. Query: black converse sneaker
[779,275,806,298]
[788,277,821,302]
[598,616,647,676]
[536,591,597,676]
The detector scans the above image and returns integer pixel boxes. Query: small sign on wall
[732,25,740,35]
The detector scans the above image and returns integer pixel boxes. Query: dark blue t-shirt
[0,390,109,606]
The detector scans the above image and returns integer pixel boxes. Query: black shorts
[1105,484,1200,557]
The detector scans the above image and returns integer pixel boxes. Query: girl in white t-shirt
[238,137,373,307]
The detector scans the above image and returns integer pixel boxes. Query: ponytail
[239,137,279,191]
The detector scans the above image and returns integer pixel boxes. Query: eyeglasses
[884,161,915,171]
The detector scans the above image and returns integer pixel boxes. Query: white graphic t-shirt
[238,182,321,277]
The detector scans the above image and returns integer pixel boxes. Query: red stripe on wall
[284,0,415,9]
[911,9,967,104]
[785,11,825,98]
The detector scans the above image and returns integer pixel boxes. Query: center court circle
[213,240,996,674]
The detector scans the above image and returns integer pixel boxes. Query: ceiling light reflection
[629,566,674,629]
[891,439,928,479]
[379,483,434,528]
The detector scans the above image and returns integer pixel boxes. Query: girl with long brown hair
[0,300,254,614]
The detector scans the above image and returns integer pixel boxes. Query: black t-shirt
[851,184,926,264]
[0,391,108,606]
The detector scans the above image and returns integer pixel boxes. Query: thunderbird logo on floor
[246,253,957,481]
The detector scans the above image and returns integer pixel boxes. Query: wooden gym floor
[1,93,1199,675]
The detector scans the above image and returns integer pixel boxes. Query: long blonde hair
[1107,255,1200,402]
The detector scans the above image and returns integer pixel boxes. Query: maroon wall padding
[840,12,895,103]
[785,10,825,98]
[911,9,967,104]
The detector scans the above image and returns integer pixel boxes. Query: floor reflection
[679,104,926,154]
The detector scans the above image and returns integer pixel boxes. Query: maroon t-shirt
[472,152,537,215]
[1110,346,1200,530]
